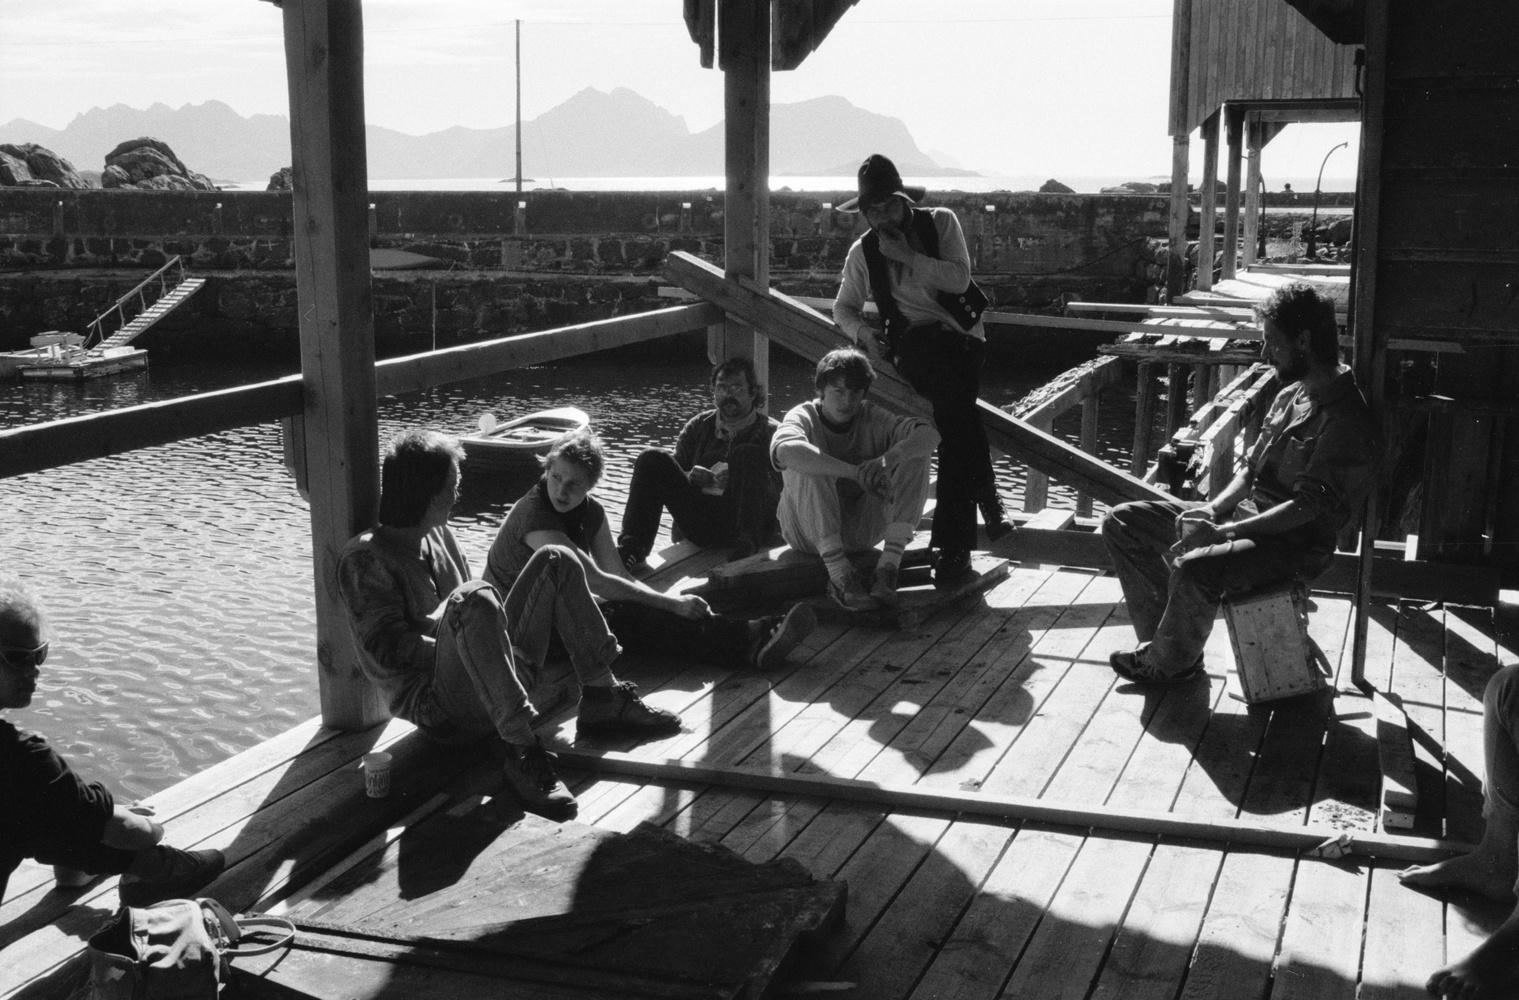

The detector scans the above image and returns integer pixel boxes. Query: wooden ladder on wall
[87,256,207,351]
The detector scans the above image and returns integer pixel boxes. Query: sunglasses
[0,641,48,670]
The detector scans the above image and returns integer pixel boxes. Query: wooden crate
[1224,582,1326,704]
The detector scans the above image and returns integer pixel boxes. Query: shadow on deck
[3,533,1513,999]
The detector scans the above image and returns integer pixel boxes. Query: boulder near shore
[101,137,217,190]
[0,143,91,188]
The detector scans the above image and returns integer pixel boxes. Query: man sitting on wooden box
[771,347,939,611]
[1100,281,1375,685]
[615,357,782,570]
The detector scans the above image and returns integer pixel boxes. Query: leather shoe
[932,549,972,587]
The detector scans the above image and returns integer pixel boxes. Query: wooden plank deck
[3,508,1512,998]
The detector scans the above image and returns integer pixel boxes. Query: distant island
[0,89,981,186]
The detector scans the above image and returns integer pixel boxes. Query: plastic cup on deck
[362,751,393,798]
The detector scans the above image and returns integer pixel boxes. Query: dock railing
[0,302,724,481]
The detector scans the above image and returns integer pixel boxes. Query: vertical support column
[1078,390,1100,518]
[715,0,771,392]
[1165,134,1191,302]
[1166,363,1189,436]
[1242,112,1263,270]
[1190,363,1212,412]
[1164,0,1193,302]
[1131,362,1157,476]
[1197,111,1220,291]
[1351,4,1391,689]
[1023,414,1053,514]
[1221,106,1244,281]
[281,0,385,730]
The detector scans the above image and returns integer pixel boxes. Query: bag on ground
[87,897,294,1000]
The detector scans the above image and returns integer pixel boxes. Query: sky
[0,0,1360,186]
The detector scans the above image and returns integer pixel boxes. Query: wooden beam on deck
[280,0,386,730]
[663,251,1173,507]
[557,749,1466,863]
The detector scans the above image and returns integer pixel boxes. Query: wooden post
[1023,413,1052,513]
[1351,3,1390,688]
[1166,363,1189,435]
[280,0,386,730]
[1131,362,1157,476]
[1221,106,1244,281]
[1078,390,1099,517]
[1242,112,1263,270]
[1197,111,1220,291]
[716,0,771,392]
[1165,134,1191,301]
[1164,0,1193,301]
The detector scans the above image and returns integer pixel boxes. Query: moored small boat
[460,405,590,468]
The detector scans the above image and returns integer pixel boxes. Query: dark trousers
[617,444,776,559]
[602,601,755,669]
[896,324,994,554]
[1101,499,1333,671]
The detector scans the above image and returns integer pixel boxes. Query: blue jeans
[1101,499,1332,674]
[430,546,618,744]
[616,444,777,559]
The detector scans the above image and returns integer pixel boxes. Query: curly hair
[0,575,44,643]
[542,428,606,485]
[814,347,875,394]
[377,429,465,528]
[1256,281,1340,365]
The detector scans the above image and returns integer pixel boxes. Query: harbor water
[0,346,1142,800]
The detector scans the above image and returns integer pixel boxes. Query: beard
[1275,347,1311,382]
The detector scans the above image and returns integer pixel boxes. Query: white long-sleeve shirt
[832,206,985,343]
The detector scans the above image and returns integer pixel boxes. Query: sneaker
[577,681,682,738]
[750,603,817,671]
[933,549,972,587]
[502,742,578,821]
[118,847,227,907]
[869,563,901,608]
[618,543,650,575]
[828,571,879,612]
[1108,649,1206,686]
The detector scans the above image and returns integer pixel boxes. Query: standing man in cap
[833,153,1011,586]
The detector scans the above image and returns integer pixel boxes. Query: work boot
[749,603,817,671]
[577,681,682,738]
[501,741,578,821]
[978,487,1014,542]
[118,846,226,907]
[933,549,972,587]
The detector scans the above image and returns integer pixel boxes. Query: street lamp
[1306,141,1349,259]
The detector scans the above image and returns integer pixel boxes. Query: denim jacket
[1246,367,1376,544]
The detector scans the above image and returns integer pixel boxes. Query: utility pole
[515,19,522,203]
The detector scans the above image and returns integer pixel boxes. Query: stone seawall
[0,188,1170,358]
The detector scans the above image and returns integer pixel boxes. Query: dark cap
[837,154,926,213]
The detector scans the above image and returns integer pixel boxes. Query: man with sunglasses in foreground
[0,576,224,905]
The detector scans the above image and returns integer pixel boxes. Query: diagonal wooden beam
[663,251,1173,506]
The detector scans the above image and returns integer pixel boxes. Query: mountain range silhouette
[0,88,978,184]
